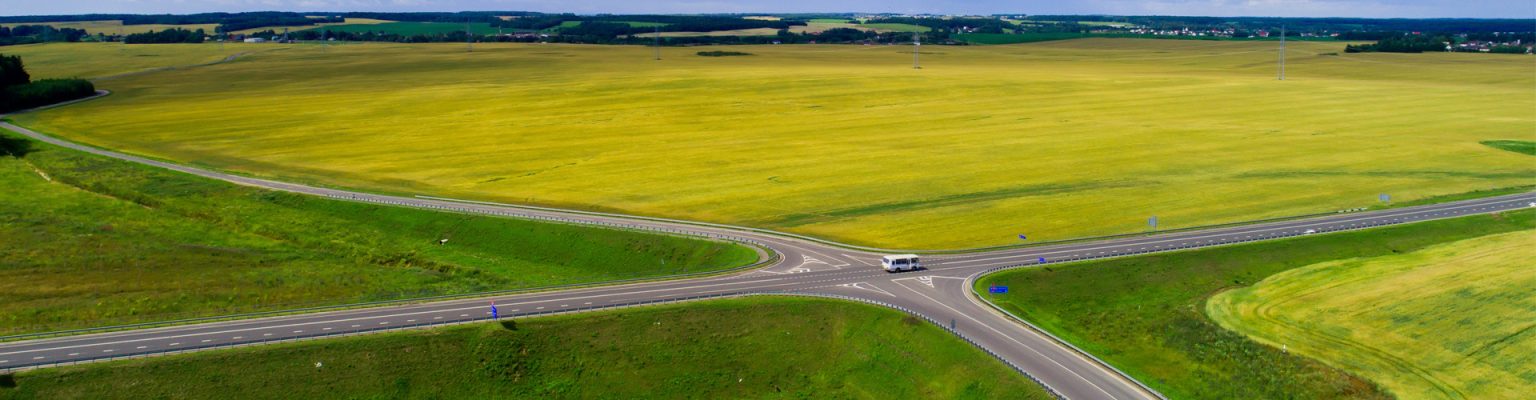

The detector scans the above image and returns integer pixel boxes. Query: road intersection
[4,115,1533,399]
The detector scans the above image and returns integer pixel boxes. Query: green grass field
[1481,139,1536,156]
[226,18,393,35]
[315,21,503,36]
[0,297,1051,399]
[10,39,1534,249]
[0,130,756,334]
[1208,230,1536,399]
[857,23,930,33]
[974,210,1534,399]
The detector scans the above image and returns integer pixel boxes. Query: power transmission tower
[466,19,474,52]
[912,32,922,69]
[1278,26,1286,80]
[654,25,661,60]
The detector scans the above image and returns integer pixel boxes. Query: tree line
[1344,34,1449,53]
[0,54,96,113]
[0,25,89,46]
[124,28,205,44]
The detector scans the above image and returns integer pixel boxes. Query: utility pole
[466,19,473,53]
[654,25,661,60]
[912,32,921,69]
[1278,26,1286,80]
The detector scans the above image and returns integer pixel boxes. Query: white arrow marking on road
[837,282,896,297]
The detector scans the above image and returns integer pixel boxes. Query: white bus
[881,254,921,272]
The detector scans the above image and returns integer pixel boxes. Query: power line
[912,32,921,69]
[1277,26,1286,80]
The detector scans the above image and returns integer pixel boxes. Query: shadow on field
[0,133,32,158]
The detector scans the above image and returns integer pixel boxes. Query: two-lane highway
[4,113,1533,399]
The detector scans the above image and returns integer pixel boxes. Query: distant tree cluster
[1345,34,1450,53]
[696,51,752,56]
[1022,15,1535,35]
[0,53,96,113]
[0,25,88,46]
[124,28,205,44]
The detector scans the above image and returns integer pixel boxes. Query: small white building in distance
[243,38,267,43]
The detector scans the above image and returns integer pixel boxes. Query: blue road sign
[1380,193,1390,203]
[1149,216,1158,228]
[1038,257,1046,263]
[1018,234,1027,241]
[988,285,1009,294]
[491,302,499,319]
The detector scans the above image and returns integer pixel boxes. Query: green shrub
[696,51,752,57]
[0,78,95,112]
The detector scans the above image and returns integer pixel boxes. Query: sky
[1,0,1533,19]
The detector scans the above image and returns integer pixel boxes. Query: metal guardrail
[0,292,762,373]
[3,290,1066,400]
[0,246,779,344]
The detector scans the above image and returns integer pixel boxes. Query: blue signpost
[1380,193,1390,203]
[490,302,499,319]
[1018,234,1027,241]
[988,285,1009,294]
[1149,215,1158,231]
[1038,257,1046,264]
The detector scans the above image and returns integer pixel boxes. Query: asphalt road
[3,111,1533,399]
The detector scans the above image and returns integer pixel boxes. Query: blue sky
[2,0,1533,18]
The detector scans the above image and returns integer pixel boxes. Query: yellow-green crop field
[0,43,270,80]
[1207,229,1536,399]
[9,39,1535,248]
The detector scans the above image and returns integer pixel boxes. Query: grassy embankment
[1208,230,1536,399]
[10,40,1534,249]
[0,297,1051,399]
[0,130,756,334]
[975,210,1535,399]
